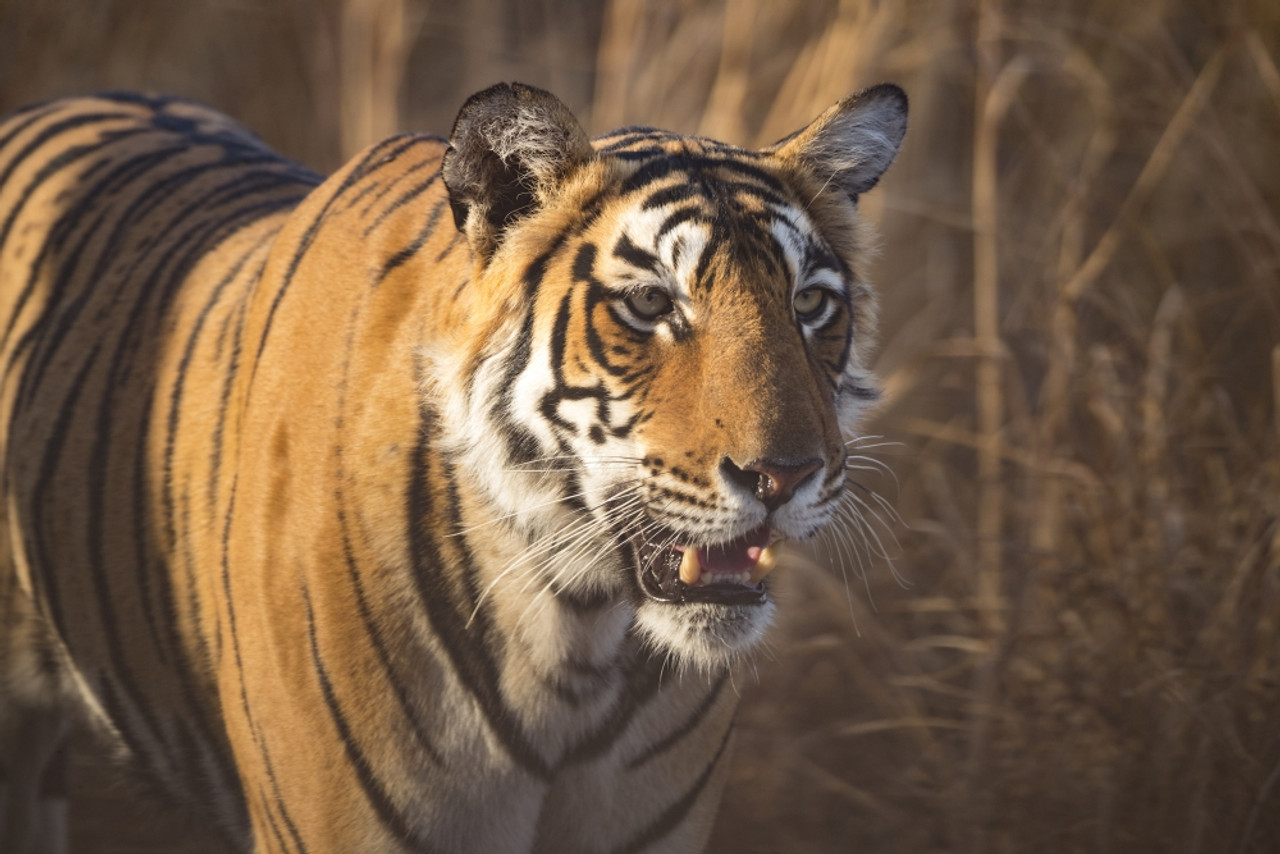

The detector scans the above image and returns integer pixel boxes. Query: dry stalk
[757,0,898,143]
[1058,44,1226,304]
[339,0,410,158]
[972,9,1023,638]
[591,0,646,131]
[1033,45,1114,557]
[1249,31,1280,117]
[697,0,756,141]
[2,1,1276,851]
[1274,346,1280,569]
[963,9,1006,851]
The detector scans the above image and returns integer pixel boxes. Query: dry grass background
[3,0,1280,851]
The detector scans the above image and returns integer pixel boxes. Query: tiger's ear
[768,83,908,200]
[442,82,594,260]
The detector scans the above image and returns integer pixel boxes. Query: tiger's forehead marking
[606,205,710,289]
[593,141,836,303]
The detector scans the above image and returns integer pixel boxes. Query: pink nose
[723,457,823,510]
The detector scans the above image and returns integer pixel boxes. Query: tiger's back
[0,84,906,852]
[0,92,477,846]
[0,93,324,844]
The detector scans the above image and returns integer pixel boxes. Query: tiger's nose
[721,457,823,511]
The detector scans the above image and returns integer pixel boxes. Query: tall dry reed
[1,0,1277,851]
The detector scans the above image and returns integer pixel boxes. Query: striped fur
[0,83,906,852]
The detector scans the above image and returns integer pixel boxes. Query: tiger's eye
[793,287,828,321]
[625,288,674,321]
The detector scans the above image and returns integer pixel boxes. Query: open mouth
[633,524,781,606]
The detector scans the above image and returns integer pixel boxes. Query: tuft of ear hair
[768,83,908,201]
[442,82,594,261]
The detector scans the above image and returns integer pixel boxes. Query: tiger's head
[429,83,906,670]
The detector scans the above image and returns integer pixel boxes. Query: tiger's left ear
[443,82,595,261]
[767,83,908,200]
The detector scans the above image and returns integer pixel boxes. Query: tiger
[0,81,906,852]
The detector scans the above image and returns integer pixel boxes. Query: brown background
[3,0,1280,851]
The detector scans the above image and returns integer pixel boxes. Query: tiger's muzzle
[631,523,782,607]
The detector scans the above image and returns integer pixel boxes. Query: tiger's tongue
[677,525,776,586]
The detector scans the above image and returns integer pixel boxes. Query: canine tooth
[678,548,702,586]
[747,542,782,585]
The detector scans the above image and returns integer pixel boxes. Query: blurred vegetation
[3,0,1279,851]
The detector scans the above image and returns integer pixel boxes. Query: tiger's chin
[627,524,781,671]
[633,596,777,672]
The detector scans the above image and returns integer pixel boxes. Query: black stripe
[356,138,434,215]
[24,341,102,639]
[126,407,171,666]
[376,197,448,284]
[612,233,660,272]
[219,475,256,753]
[709,155,784,187]
[611,718,735,854]
[43,141,189,245]
[162,233,273,555]
[640,183,705,210]
[171,720,248,846]
[95,676,170,786]
[342,177,382,213]
[337,499,446,767]
[160,236,278,799]
[621,151,788,201]
[489,236,568,467]
[95,200,266,662]
[0,102,61,156]
[583,280,631,380]
[246,135,412,395]
[560,655,664,766]
[0,110,130,208]
[73,197,297,793]
[610,148,671,162]
[655,206,703,241]
[692,227,717,292]
[439,229,466,267]
[208,292,252,514]
[717,178,790,210]
[254,725,311,854]
[625,671,728,770]
[257,788,294,854]
[332,301,444,768]
[360,162,441,236]
[539,284,605,435]
[301,583,439,853]
[9,159,300,404]
[406,415,552,779]
[0,128,150,351]
[594,127,675,153]
[2,140,189,353]
[216,472,308,852]
[619,154,698,195]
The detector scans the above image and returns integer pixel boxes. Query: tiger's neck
[444,448,648,731]
[329,406,666,780]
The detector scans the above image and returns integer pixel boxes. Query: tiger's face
[435,83,906,670]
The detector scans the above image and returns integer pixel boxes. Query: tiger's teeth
[747,542,782,585]
[678,548,702,586]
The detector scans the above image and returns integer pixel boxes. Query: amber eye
[625,287,674,321]
[793,287,829,322]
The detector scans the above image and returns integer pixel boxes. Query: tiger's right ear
[442,83,594,261]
